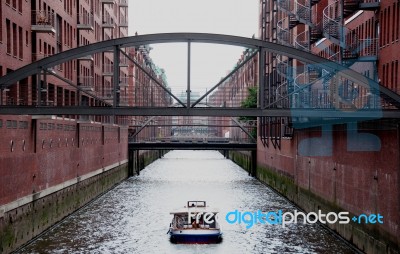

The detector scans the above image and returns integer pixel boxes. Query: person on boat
[192,215,203,229]
[198,216,204,228]
[192,219,199,229]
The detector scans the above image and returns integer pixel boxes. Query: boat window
[187,201,206,207]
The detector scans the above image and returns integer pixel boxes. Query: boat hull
[169,229,222,244]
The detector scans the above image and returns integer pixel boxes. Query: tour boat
[168,201,222,244]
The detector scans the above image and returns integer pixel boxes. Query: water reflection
[19,150,357,254]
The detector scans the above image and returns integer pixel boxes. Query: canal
[18,150,357,253]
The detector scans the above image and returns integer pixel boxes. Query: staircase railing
[294,29,310,52]
[277,17,292,46]
[295,0,312,24]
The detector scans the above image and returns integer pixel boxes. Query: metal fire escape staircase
[321,0,397,108]
[276,0,391,110]
[276,0,324,109]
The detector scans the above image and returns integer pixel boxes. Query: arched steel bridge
[1,33,399,118]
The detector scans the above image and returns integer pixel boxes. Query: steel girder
[128,142,257,150]
[1,33,400,111]
[0,106,399,118]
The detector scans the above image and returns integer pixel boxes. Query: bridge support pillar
[250,150,257,177]
[136,150,140,175]
[128,149,135,177]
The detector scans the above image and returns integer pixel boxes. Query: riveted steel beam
[0,106,399,118]
[0,33,399,107]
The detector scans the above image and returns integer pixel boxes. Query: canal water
[18,150,357,254]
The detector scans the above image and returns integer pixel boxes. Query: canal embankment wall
[0,116,161,254]
[229,123,400,254]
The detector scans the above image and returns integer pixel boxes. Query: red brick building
[208,0,399,252]
[0,1,169,252]
[255,0,400,253]
[208,48,258,141]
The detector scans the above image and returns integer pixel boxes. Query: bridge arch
[0,32,399,106]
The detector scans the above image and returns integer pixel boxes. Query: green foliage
[239,86,257,122]
[240,86,258,109]
[239,86,257,139]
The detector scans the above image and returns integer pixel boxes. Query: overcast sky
[128,0,259,95]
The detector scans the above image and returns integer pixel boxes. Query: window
[25,31,28,45]
[6,120,17,129]
[19,26,23,59]
[19,121,28,129]
[63,20,66,45]
[386,63,389,88]
[0,3,2,42]
[382,64,386,86]
[387,7,390,46]
[396,61,399,91]
[393,3,396,43]
[397,2,400,41]
[391,61,395,89]
[13,23,17,57]
[378,10,386,47]
[18,0,22,13]
[6,19,11,54]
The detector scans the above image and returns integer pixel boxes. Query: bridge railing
[129,136,256,144]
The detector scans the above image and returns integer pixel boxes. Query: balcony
[32,53,53,62]
[119,77,129,87]
[103,64,114,76]
[96,89,114,101]
[31,11,55,33]
[357,38,378,61]
[119,55,129,67]
[359,0,380,10]
[32,54,57,73]
[119,99,129,106]
[343,38,379,64]
[100,0,115,4]
[78,55,94,61]
[77,42,94,61]
[77,13,94,31]
[119,0,128,7]
[102,15,115,28]
[78,76,94,91]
